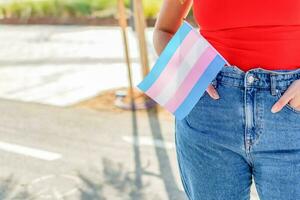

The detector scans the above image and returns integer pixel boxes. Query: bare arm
[153,0,193,56]
[152,0,221,100]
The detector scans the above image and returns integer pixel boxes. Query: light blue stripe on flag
[136,22,192,91]
[174,55,226,120]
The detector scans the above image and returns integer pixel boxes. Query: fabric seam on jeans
[217,81,243,88]
[174,130,193,200]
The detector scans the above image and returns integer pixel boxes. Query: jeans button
[247,75,255,84]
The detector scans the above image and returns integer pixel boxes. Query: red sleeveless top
[193,0,300,72]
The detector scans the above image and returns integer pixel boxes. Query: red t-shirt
[193,0,300,72]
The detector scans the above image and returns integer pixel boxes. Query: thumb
[206,84,220,99]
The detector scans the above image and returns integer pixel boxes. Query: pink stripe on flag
[164,47,217,113]
[145,30,199,98]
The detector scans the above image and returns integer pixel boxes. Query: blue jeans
[175,64,300,200]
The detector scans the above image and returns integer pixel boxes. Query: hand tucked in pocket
[206,83,220,100]
[271,79,300,113]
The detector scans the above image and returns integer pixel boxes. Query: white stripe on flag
[154,38,209,105]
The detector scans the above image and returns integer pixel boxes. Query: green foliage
[143,0,162,18]
[0,0,162,19]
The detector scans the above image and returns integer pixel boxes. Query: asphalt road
[0,98,187,200]
[0,98,260,200]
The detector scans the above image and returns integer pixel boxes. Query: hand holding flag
[136,20,230,120]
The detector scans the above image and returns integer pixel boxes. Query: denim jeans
[175,64,300,200]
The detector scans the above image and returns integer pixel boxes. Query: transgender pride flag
[136,20,230,120]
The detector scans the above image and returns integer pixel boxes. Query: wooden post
[117,0,134,94]
[115,0,155,110]
[132,0,150,77]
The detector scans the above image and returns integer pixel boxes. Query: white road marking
[122,136,175,149]
[0,141,62,161]
[28,174,81,199]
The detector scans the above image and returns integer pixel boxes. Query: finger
[206,84,220,99]
[271,88,296,113]
[288,93,300,110]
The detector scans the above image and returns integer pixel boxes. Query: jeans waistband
[212,64,300,95]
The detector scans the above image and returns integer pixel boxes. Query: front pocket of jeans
[184,84,223,130]
[184,90,211,125]
[276,89,300,115]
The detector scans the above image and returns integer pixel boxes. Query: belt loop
[211,78,218,88]
[270,74,277,96]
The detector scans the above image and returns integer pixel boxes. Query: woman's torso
[193,0,300,72]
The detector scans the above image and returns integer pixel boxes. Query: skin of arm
[153,0,193,56]
[152,0,220,99]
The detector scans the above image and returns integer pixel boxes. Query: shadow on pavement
[77,172,106,200]
[76,157,152,200]
[0,175,33,200]
[145,105,186,200]
[128,100,148,200]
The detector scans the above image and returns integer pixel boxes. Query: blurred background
[0,1,258,199]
